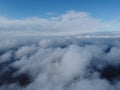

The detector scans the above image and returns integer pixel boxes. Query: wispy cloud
[0,10,113,37]
[46,12,56,16]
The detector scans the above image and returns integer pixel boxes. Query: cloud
[0,10,110,37]
[46,12,56,16]
[0,50,12,63]
[0,37,120,90]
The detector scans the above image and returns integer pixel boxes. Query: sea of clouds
[0,36,120,90]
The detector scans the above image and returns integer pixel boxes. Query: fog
[0,37,120,90]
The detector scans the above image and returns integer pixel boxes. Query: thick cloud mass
[0,37,120,90]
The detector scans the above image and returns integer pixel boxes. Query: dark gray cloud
[0,37,120,90]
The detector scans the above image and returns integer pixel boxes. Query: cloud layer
[0,37,120,90]
[0,10,110,37]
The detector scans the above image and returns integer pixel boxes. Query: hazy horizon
[0,0,120,36]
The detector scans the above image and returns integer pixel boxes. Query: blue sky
[0,0,120,36]
[0,0,120,20]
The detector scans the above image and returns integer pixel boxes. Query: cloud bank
[0,37,120,90]
[0,10,111,37]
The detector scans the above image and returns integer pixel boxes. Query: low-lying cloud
[0,37,120,90]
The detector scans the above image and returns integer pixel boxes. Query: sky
[0,0,120,19]
[0,0,120,36]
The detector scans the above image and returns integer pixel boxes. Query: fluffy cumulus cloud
[0,10,111,37]
[0,36,120,90]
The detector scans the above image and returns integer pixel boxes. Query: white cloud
[0,37,120,90]
[0,10,110,37]
[0,50,12,63]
